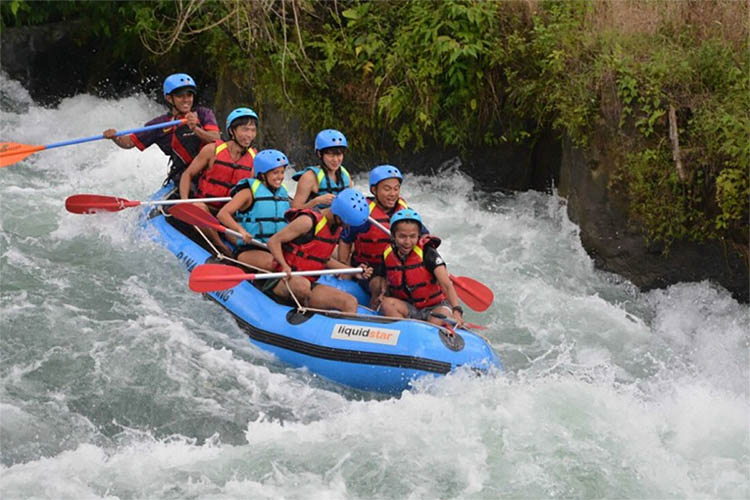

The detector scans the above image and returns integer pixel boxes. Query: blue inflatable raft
[143,185,501,394]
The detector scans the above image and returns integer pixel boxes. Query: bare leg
[380,297,409,318]
[195,202,232,255]
[367,276,387,309]
[427,305,453,326]
[272,276,312,305]
[237,249,275,271]
[309,284,359,313]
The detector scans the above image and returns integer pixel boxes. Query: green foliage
[1,0,152,59]
[620,147,713,247]
[5,0,748,254]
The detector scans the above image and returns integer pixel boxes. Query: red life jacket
[353,197,408,266]
[383,243,446,309]
[196,141,257,201]
[277,209,342,282]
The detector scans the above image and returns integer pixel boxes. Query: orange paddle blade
[169,204,226,233]
[65,194,139,214]
[0,143,45,167]
[189,264,255,292]
[450,274,494,312]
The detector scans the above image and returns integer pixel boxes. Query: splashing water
[1,73,748,499]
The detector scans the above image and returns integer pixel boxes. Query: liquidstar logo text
[331,323,401,346]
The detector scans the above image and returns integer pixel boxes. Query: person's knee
[340,293,358,313]
[291,278,312,299]
[380,297,403,317]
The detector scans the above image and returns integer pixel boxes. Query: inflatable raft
[143,185,501,394]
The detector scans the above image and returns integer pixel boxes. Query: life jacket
[383,241,446,309]
[166,121,208,184]
[292,166,351,207]
[232,178,291,243]
[196,141,257,201]
[277,209,342,282]
[352,197,409,266]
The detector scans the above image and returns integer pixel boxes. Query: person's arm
[190,108,221,143]
[266,216,313,276]
[325,254,372,278]
[102,129,136,149]
[433,265,463,327]
[338,241,353,265]
[291,170,334,209]
[216,189,254,245]
[179,143,214,199]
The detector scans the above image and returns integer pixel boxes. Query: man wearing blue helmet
[103,73,220,184]
[378,209,464,328]
[217,149,290,270]
[266,188,373,312]
[176,107,259,254]
[290,129,353,210]
[338,164,411,306]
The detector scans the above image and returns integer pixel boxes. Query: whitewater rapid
[1,73,748,499]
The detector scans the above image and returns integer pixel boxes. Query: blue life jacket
[232,178,290,243]
[291,166,351,208]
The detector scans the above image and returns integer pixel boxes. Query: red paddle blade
[65,194,138,214]
[189,263,253,292]
[169,204,225,233]
[450,274,494,312]
[0,143,44,167]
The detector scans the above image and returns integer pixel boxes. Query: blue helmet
[369,164,403,188]
[331,188,369,226]
[390,208,423,233]
[163,73,197,97]
[315,129,348,151]
[254,149,289,175]
[225,107,259,132]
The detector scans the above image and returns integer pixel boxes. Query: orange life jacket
[278,209,342,282]
[352,197,408,266]
[383,243,446,309]
[196,141,256,201]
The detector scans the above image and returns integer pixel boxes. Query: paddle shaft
[369,216,390,235]
[144,196,230,207]
[43,119,186,151]
[199,267,363,282]
[168,203,269,250]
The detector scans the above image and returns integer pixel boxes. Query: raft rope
[298,305,457,335]
[161,201,466,334]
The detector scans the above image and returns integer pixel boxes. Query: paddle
[0,118,186,168]
[167,203,269,250]
[65,194,232,214]
[367,216,494,312]
[189,263,364,292]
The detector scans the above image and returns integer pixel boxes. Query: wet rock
[559,136,749,303]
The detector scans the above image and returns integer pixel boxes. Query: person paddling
[377,209,464,328]
[291,129,353,210]
[338,165,411,307]
[103,73,220,184]
[178,107,259,254]
[266,188,372,313]
[217,149,290,271]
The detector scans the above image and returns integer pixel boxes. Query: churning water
[1,73,748,499]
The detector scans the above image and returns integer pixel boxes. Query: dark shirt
[373,245,445,277]
[129,106,218,156]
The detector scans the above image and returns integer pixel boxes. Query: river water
[1,73,748,499]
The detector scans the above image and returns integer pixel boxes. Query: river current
[1,73,748,499]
